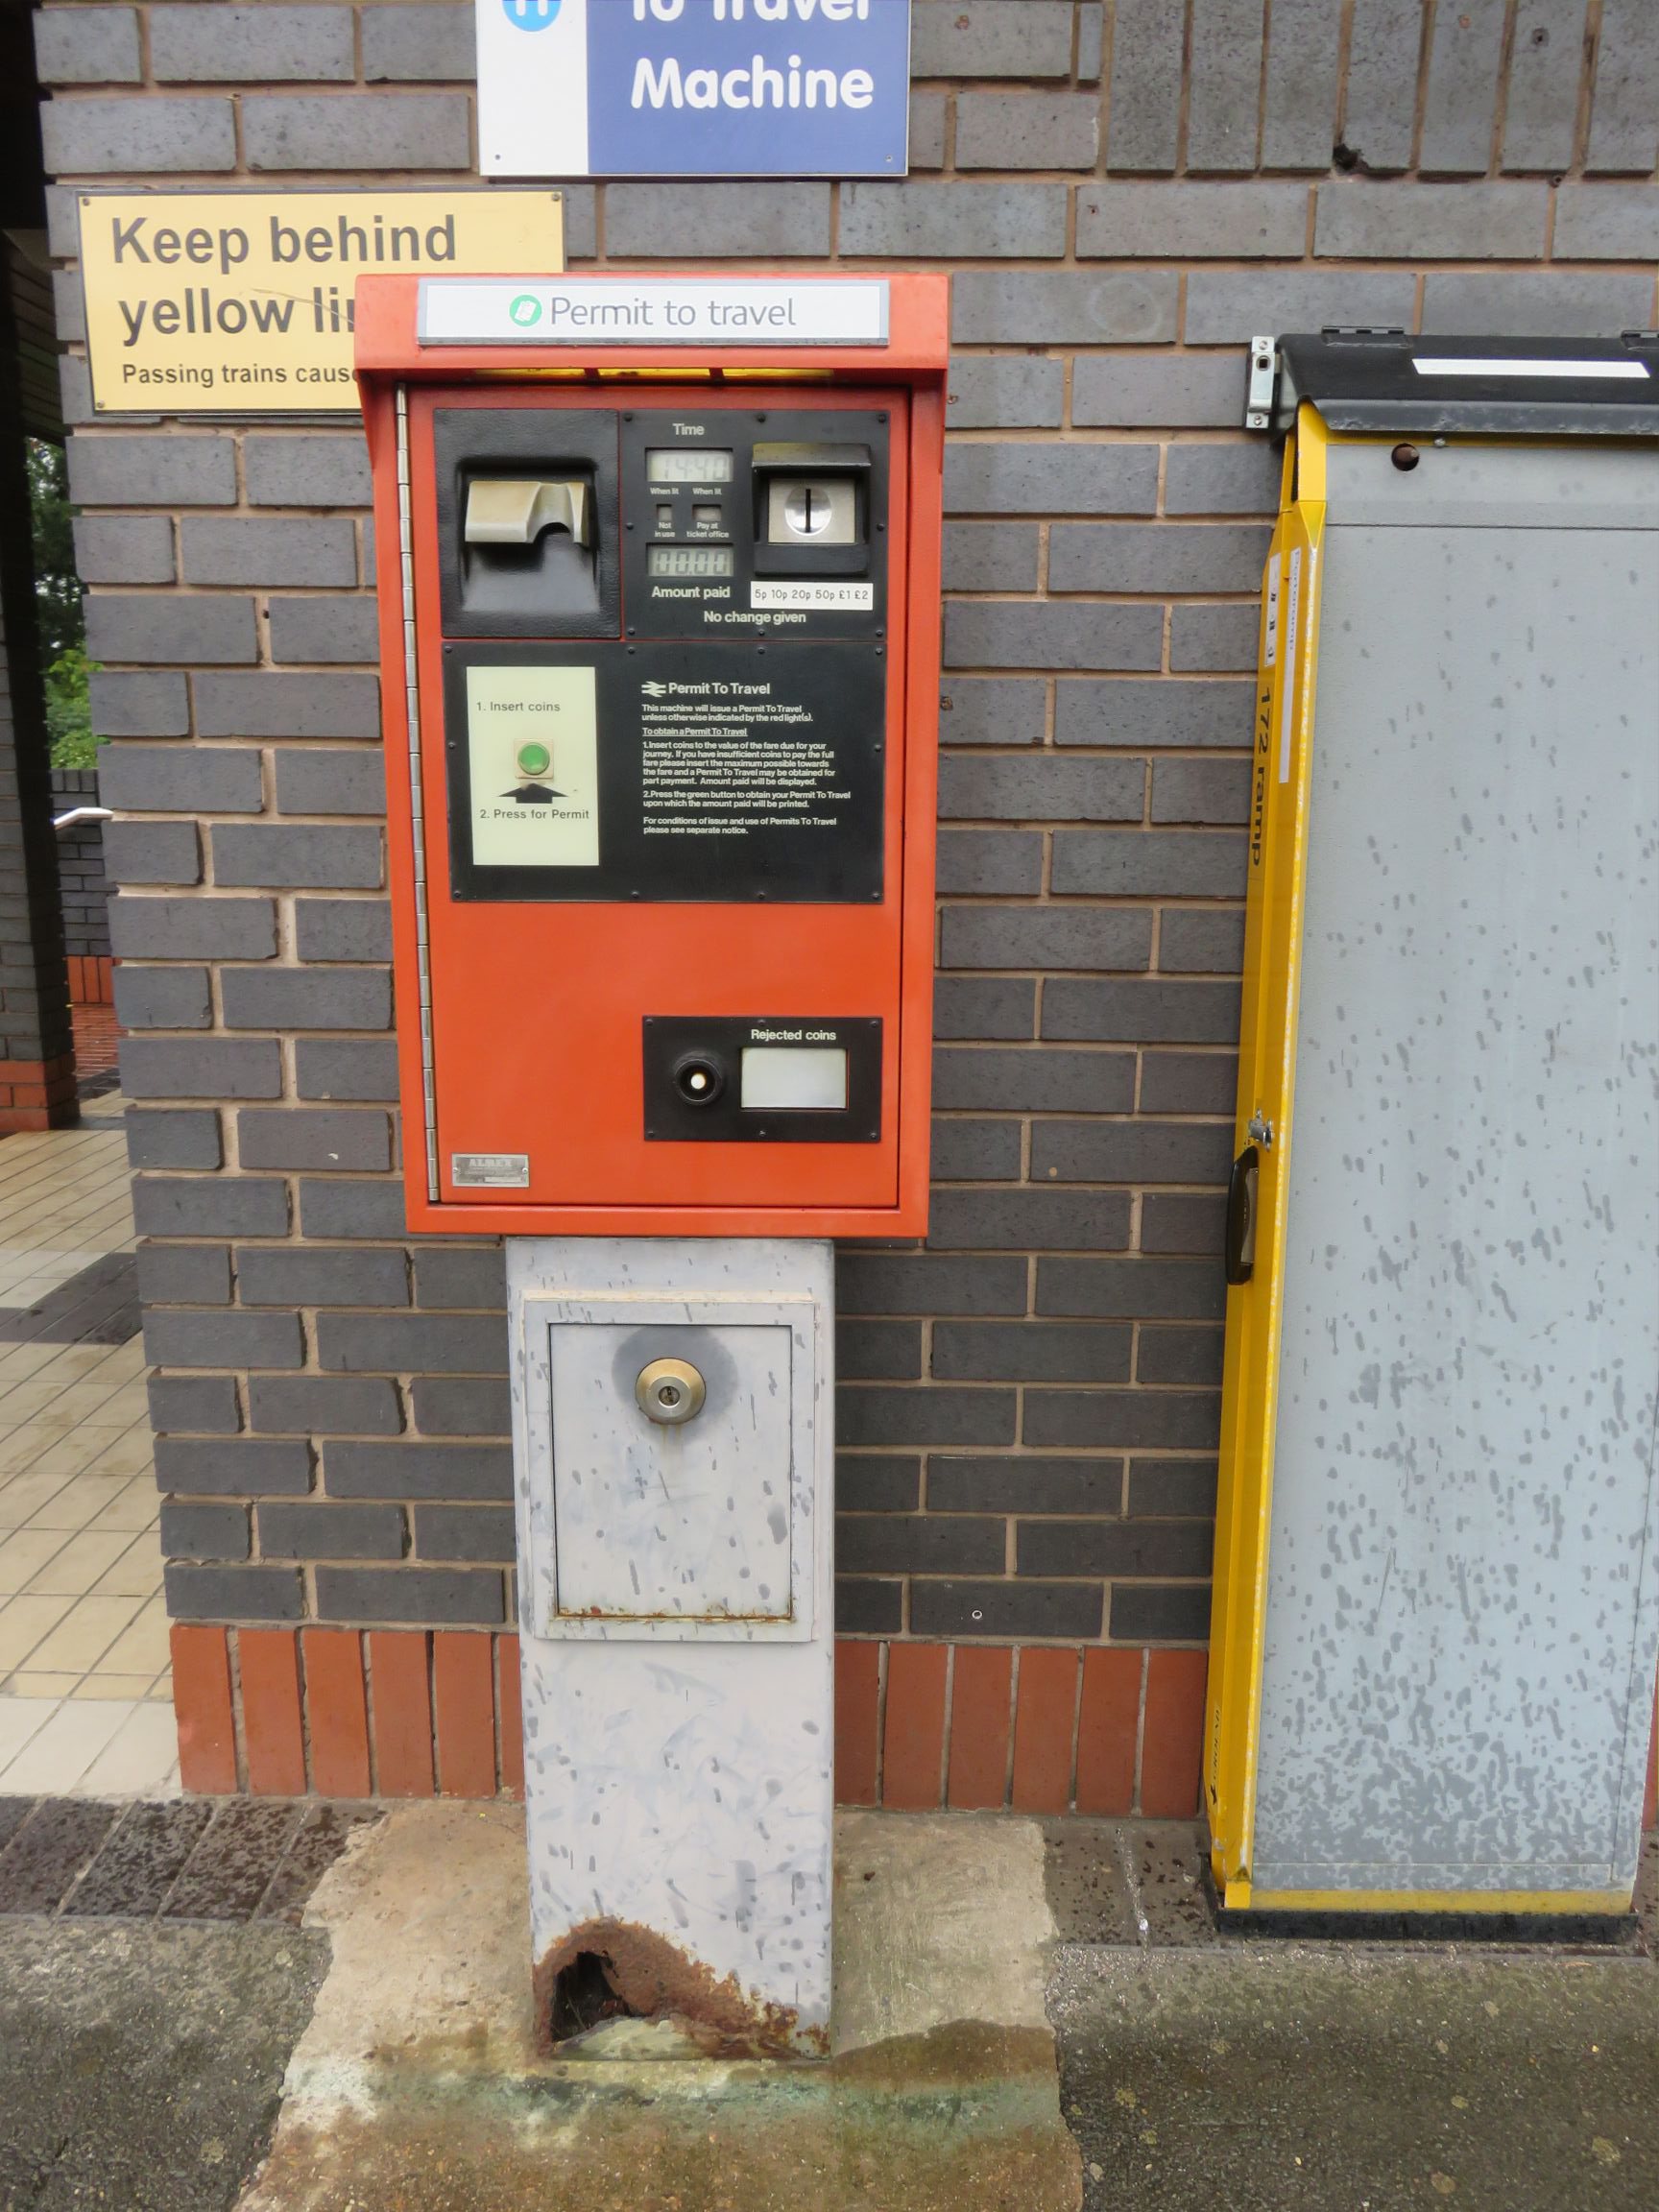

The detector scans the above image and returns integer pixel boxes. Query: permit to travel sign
[78,189,565,414]
[476,0,911,178]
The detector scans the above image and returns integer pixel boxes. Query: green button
[516,741,552,777]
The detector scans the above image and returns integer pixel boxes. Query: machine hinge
[1244,336,1278,431]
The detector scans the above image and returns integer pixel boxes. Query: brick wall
[49,767,113,968]
[36,1,1659,1807]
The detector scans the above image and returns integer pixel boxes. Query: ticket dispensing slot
[435,408,619,638]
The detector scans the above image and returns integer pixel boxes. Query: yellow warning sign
[78,189,565,414]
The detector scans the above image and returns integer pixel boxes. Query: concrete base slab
[236,1802,1082,2212]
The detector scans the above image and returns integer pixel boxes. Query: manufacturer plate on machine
[452,1152,530,1187]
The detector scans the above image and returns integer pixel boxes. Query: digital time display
[647,544,735,578]
[646,448,733,485]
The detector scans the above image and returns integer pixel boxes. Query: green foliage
[46,644,98,769]
[27,438,84,665]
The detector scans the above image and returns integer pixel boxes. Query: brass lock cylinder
[635,1357,706,1426]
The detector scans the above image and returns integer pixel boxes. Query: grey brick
[1052,830,1247,899]
[41,95,235,174]
[836,1387,1017,1450]
[249,1375,402,1435]
[72,516,174,586]
[1170,605,1259,674]
[268,595,379,664]
[1079,183,1304,259]
[127,1108,222,1170]
[1106,0,1184,171]
[260,1502,405,1561]
[363,3,475,80]
[1341,0,1426,172]
[90,673,189,738]
[317,1312,507,1375]
[150,1374,240,1435]
[313,1566,503,1625]
[295,900,394,964]
[53,267,86,346]
[1128,1458,1218,1518]
[86,596,255,666]
[59,353,108,429]
[144,1309,304,1370]
[947,602,1165,674]
[132,1175,288,1240]
[837,1516,1006,1575]
[222,968,391,1032]
[1553,186,1659,260]
[932,1046,1136,1115]
[952,271,1178,346]
[103,820,201,887]
[1164,445,1283,517]
[1037,1257,1225,1322]
[930,1118,1023,1182]
[150,5,353,81]
[910,1,1074,78]
[839,1320,925,1382]
[930,1455,1120,1515]
[1151,759,1251,826]
[1142,1190,1227,1254]
[1418,0,1505,173]
[113,964,209,1030]
[933,978,1035,1041]
[1140,1051,1238,1114]
[1056,679,1253,750]
[944,523,1040,593]
[911,1578,1102,1640]
[1184,271,1417,345]
[1110,1584,1211,1642]
[1186,0,1266,172]
[946,443,1159,516]
[1262,0,1344,169]
[244,433,372,505]
[1072,353,1245,430]
[180,517,356,589]
[1030,1120,1233,1186]
[194,673,381,739]
[98,745,263,814]
[939,755,1142,824]
[837,1455,921,1512]
[1315,182,1549,259]
[166,1563,302,1622]
[68,435,236,507]
[410,1377,510,1436]
[947,359,1064,432]
[1019,1517,1214,1577]
[955,94,1098,171]
[1419,271,1657,335]
[108,895,276,961]
[137,1242,231,1306]
[841,182,1067,259]
[120,1037,283,1100]
[156,1435,311,1497]
[1587,0,1659,173]
[1503,4,1586,172]
[938,678,1046,747]
[1159,908,1247,974]
[935,831,1044,897]
[1051,522,1269,595]
[244,93,470,171]
[606,183,830,259]
[414,1248,507,1310]
[237,1109,393,1174]
[940,907,1152,973]
[909,89,947,170]
[295,1040,399,1103]
[324,1439,513,1499]
[35,6,142,84]
[274,749,385,818]
[835,1252,1028,1317]
[159,1501,250,1561]
[299,1178,409,1239]
[1023,1388,1219,1452]
[927,1189,1131,1252]
[934,1321,1131,1384]
[213,827,383,895]
[413,1505,517,1564]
